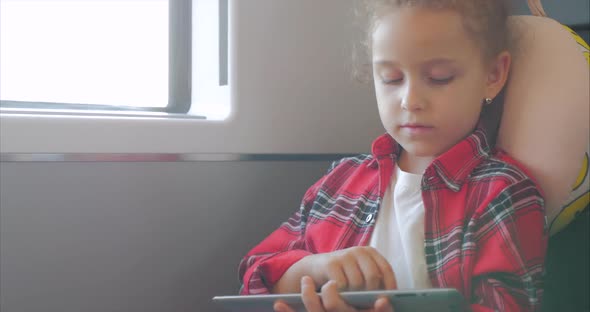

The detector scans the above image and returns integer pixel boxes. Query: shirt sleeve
[238,172,329,295]
[469,178,548,311]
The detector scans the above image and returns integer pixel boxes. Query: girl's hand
[272,246,397,294]
[306,246,397,291]
[273,276,395,312]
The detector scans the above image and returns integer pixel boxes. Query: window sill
[0,107,206,120]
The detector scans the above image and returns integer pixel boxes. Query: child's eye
[381,78,403,85]
[429,76,454,85]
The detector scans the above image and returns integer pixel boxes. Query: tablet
[213,288,467,312]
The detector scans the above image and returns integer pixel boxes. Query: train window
[0,0,230,120]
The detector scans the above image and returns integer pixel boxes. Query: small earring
[484,98,493,105]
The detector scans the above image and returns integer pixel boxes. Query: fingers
[366,248,397,290]
[374,297,394,312]
[300,276,326,312]
[323,247,397,291]
[342,247,397,290]
[273,300,296,312]
[320,280,357,312]
[325,261,348,290]
[298,275,394,312]
[358,297,395,312]
[355,251,384,290]
[342,261,365,291]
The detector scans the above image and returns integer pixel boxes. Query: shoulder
[309,154,380,197]
[470,150,545,209]
[298,154,380,214]
[471,151,533,185]
[467,152,547,245]
[326,154,374,174]
[301,154,376,199]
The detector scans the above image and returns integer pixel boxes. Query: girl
[240,1,550,311]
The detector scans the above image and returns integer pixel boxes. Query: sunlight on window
[0,0,168,108]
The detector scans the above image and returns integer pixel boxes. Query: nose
[401,82,425,111]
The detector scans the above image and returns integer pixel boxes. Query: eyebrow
[373,58,456,67]
[373,60,397,67]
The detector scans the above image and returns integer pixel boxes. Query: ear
[485,51,511,99]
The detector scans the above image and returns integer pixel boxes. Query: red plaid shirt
[239,128,547,312]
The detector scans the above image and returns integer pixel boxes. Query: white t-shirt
[369,166,432,289]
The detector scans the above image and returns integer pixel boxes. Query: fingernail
[331,280,343,290]
[301,276,311,287]
[327,280,342,291]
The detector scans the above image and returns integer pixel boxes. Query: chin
[399,143,440,158]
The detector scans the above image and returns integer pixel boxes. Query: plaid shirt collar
[371,125,491,192]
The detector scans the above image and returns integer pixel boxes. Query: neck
[397,150,435,174]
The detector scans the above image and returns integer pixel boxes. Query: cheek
[445,79,485,113]
[438,99,482,135]
[374,91,398,131]
[434,84,482,124]
[375,89,398,118]
[376,101,391,124]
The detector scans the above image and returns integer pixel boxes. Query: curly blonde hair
[364,0,512,59]
[353,0,514,82]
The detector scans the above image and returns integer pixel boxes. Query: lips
[399,123,434,135]
[400,123,433,129]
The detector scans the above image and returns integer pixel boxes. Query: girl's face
[372,7,506,158]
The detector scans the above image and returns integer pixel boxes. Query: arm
[238,177,324,295]
[239,156,397,295]
[469,178,547,312]
[271,251,314,294]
